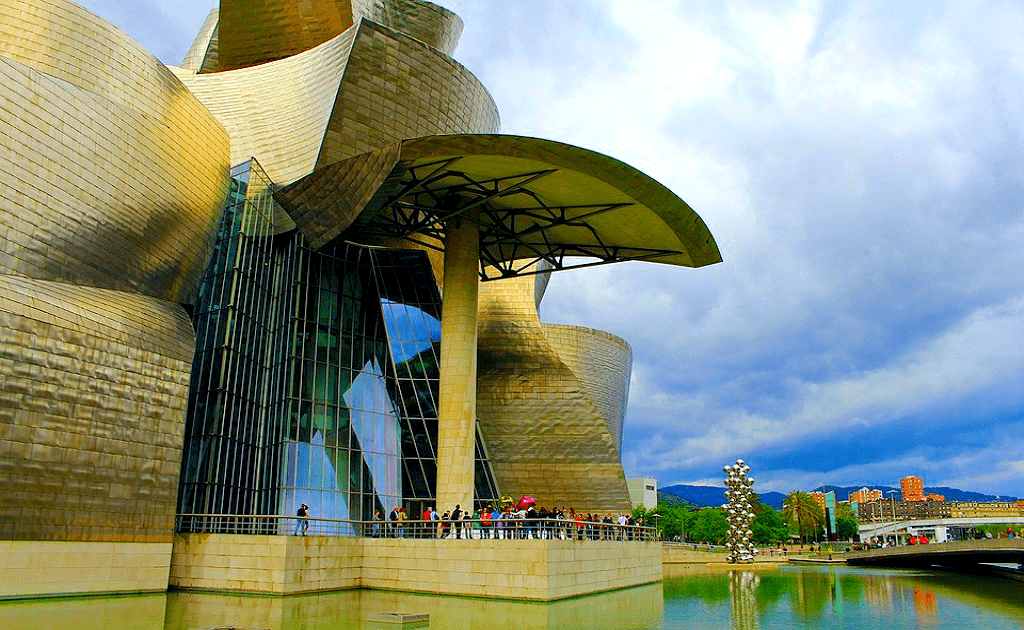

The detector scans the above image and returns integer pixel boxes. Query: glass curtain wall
[370,250,499,518]
[178,161,499,532]
[178,160,277,519]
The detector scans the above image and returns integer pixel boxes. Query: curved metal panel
[217,0,355,71]
[315,20,500,168]
[180,8,220,72]
[0,276,195,541]
[476,275,632,513]
[541,324,633,452]
[173,27,358,185]
[381,0,464,56]
[0,19,230,303]
[213,0,462,72]
[175,19,498,188]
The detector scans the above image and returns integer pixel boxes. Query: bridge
[846,538,1024,571]
[858,516,1024,541]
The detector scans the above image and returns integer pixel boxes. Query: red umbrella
[516,496,536,510]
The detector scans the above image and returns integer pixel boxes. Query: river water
[1,565,1021,629]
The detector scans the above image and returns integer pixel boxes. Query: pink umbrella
[517,496,536,510]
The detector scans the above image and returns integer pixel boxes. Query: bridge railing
[175,514,658,542]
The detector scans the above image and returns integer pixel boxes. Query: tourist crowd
[367,504,653,541]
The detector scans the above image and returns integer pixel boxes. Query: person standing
[372,509,383,538]
[480,506,492,539]
[295,503,309,536]
[452,504,464,539]
[421,506,433,539]
[388,506,399,538]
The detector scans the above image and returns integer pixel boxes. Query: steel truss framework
[350,157,687,281]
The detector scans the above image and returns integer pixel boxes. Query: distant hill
[660,484,786,511]
[659,483,1019,510]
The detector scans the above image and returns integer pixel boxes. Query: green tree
[689,507,728,544]
[751,505,789,544]
[650,503,690,540]
[836,516,859,540]
[783,491,824,541]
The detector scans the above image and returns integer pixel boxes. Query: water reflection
[162,586,662,630]
[2,568,1022,630]
[663,565,1024,629]
[0,584,662,630]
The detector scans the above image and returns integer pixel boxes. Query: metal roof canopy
[275,134,722,281]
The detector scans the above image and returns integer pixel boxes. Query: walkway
[846,538,1024,570]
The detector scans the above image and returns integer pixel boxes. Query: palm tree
[783,491,824,542]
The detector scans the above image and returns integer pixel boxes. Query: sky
[75,0,1024,497]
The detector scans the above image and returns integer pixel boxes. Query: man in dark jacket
[452,505,464,539]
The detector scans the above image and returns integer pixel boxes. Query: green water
[1,566,1021,629]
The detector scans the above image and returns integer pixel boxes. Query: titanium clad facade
[0,277,195,541]
[541,324,632,453]
[477,276,633,513]
[0,0,708,581]
[172,18,498,186]
[0,0,230,302]
[0,0,229,546]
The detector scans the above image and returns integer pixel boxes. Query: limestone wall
[169,534,661,601]
[0,541,172,599]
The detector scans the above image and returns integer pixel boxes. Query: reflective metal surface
[0,0,229,544]
[0,276,195,541]
[0,0,230,302]
[542,324,632,451]
[173,20,497,186]
[477,275,633,513]
[210,0,464,72]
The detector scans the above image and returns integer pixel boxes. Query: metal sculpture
[723,459,756,564]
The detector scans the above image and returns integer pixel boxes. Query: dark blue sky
[80,0,1024,496]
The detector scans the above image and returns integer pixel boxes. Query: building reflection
[913,587,939,628]
[162,585,664,630]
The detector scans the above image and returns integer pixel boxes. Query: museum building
[0,0,720,599]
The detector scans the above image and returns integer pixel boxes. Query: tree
[645,502,691,540]
[783,491,824,541]
[751,504,789,544]
[836,516,859,540]
[689,507,728,544]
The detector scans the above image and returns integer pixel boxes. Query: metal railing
[176,514,659,542]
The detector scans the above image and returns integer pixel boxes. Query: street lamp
[886,490,898,546]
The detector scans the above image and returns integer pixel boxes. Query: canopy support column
[435,214,480,512]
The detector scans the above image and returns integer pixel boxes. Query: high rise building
[901,476,925,502]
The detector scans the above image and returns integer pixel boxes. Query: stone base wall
[170,534,661,601]
[0,541,172,599]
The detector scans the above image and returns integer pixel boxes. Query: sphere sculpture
[722,459,756,564]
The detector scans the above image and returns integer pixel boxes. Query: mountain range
[659,484,1021,511]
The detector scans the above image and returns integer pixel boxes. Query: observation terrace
[169,514,661,601]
